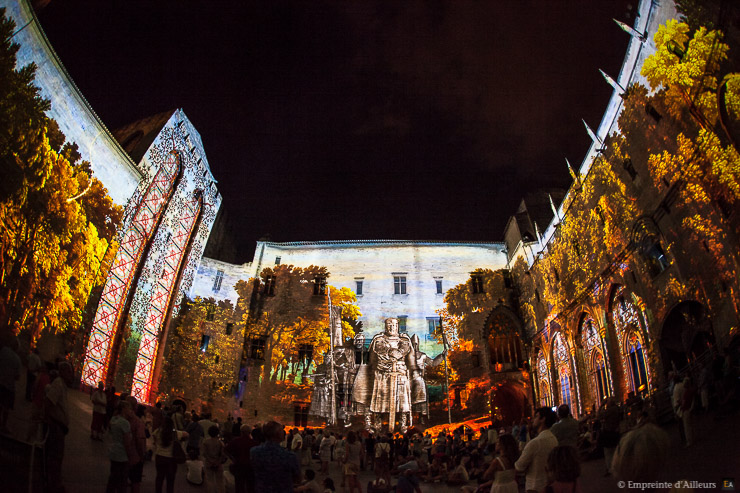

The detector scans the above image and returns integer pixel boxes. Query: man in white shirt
[515,407,558,493]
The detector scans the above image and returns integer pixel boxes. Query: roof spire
[582,119,605,151]
[599,69,625,95]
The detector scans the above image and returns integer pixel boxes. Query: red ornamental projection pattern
[82,152,182,387]
[131,193,203,403]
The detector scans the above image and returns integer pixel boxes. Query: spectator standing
[226,424,257,493]
[544,446,582,493]
[104,385,118,430]
[551,404,579,448]
[106,401,133,493]
[291,427,304,463]
[319,431,333,474]
[126,398,146,493]
[680,376,696,447]
[515,407,558,493]
[343,431,364,493]
[151,401,164,433]
[45,361,73,493]
[153,416,180,493]
[250,421,301,493]
[186,413,204,457]
[90,382,107,440]
[0,335,21,434]
[612,423,670,483]
[598,398,621,476]
[202,424,226,493]
[698,363,711,412]
[26,347,42,401]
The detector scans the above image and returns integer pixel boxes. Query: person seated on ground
[446,454,470,486]
[185,448,204,485]
[295,469,323,493]
[392,450,424,476]
[395,469,422,493]
[323,477,336,492]
[466,452,486,483]
[544,446,582,493]
[422,455,446,482]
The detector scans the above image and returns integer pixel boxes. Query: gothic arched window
[537,350,551,407]
[580,316,610,404]
[553,333,572,409]
[611,286,652,395]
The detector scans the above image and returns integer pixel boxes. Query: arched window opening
[611,286,652,396]
[625,331,649,395]
[580,316,611,405]
[553,333,572,410]
[537,351,551,407]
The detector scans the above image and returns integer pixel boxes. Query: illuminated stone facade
[3,1,222,403]
[504,0,740,421]
[190,240,508,357]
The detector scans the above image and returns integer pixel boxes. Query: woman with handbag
[153,416,187,493]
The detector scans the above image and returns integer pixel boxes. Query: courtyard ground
[1,381,738,492]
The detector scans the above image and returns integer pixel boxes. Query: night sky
[36,1,634,261]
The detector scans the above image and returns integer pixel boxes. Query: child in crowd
[185,449,204,485]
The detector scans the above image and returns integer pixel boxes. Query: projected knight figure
[353,318,420,432]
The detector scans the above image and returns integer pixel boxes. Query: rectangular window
[471,274,485,294]
[394,276,407,295]
[427,317,440,335]
[356,280,363,296]
[314,276,327,296]
[199,334,211,353]
[398,316,408,333]
[225,323,234,335]
[435,279,443,294]
[206,304,216,321]
[503,271,513,289]
[263,275,276,296]
[275,256,281,265]
[250,337,266,360]
[213,269,224,292]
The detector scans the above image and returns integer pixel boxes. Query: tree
[235,264,360,416]
[158,297,245,411]
[0,9,122,342]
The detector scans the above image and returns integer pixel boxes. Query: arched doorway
[490,380,528,426]
[661,301,714,374]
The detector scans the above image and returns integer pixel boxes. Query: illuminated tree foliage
[518,20,739,358]
[0,10,121,341]
[158,297,244,411]
[435,269,512,383]
[235,264,360,414]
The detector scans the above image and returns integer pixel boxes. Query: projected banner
[131,192,203,403]
[81,152,181,387]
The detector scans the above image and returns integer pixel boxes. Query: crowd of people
[1,332,738,493]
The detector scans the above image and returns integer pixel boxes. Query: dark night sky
[36,1,635,261]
